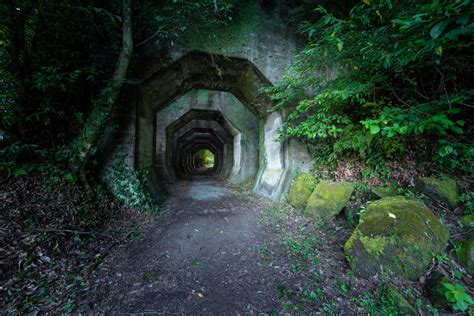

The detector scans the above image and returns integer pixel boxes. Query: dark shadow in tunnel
[166,109,239,181]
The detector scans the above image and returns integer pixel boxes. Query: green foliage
[267,0,474,173]
[0,138,47,177]
[194,149,215,167]
[1,1,120,146]
[136,0,238,44]
[439,282,474,312]
[460,192,474,214]
[102,145,160,214]
[0,50,16,127]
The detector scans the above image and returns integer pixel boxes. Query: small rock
[415,177,459,209]
[371,186,399,198]
[288,173,315,209]
[455,233,474,276]
[384,285,417,315]
[305,181,354,221]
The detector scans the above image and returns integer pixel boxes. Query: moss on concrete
[345,197,449,280]
[288,173,315,209]
[416,177,459,209]
[180,2,261,55]
[304,181,354,221]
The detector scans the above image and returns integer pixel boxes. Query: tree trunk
[4,0,31,141]
[70,0,133,187]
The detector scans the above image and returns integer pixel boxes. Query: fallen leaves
[0,170,129,314]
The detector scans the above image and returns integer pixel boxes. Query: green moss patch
[384,285,418,315]
[288,173,315,209]
[455,233,474,276]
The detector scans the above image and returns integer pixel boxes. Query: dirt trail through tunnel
[84,179,288,314]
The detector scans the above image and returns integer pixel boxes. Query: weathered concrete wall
[100,3,313,203]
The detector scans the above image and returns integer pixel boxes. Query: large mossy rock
[288,173,315,209]
[415,177,459,209]
[345,197,449,280]
[304,181,354,221]
[456,233,474,276]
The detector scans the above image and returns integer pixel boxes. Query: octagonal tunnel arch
[173,127,230,179]
[133,51,291,201]
[165,108,244,182]
[174,130,224,178]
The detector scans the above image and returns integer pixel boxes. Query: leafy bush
[266,0,474,173]
[439,282,473,312]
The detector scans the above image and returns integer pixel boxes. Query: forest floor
[3,174,468,314]
[77,178,405,315]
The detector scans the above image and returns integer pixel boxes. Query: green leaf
[337,41,343,51]
[65,173,76,183]
[438,145,454,157]
[451,126,463,134]
[13,168,28,177]
[453,300,468,312]
[430,20,450,39]
[370,125,380,134]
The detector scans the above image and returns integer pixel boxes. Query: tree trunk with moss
[70,0,133,188]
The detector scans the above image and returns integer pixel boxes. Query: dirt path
[82,178,290,314]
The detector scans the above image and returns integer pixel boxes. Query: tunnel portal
[103,51,292,202]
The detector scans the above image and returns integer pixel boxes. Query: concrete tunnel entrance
[103,51,292,202]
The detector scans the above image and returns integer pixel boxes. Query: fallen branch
[23,228,113,239]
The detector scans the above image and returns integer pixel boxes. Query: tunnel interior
[160,93,259,183]
[100,51,292,202]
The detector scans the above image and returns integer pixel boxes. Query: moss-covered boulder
[345,197,449,280]
[456,233,474,276]
[288,173,315,209]
[372,186,399,198]
[384,285,418,315]
[460,214,474,228]
[304,181,354,221]
[415,177,459,209]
